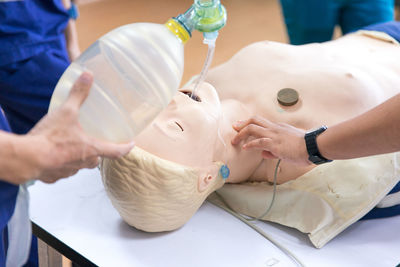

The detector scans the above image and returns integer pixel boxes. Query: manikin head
[101,82,229,232]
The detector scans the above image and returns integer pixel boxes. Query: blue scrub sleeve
[0,48,69,134]
[0,0,69,66]
[362,21,400,43]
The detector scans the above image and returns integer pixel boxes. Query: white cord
[213,159,306,267]
[212,200,306,267]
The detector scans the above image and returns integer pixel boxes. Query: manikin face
[135,82,223,168]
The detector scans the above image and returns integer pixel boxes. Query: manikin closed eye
[175,121,184,131]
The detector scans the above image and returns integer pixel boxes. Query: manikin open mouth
[181,91,201,102]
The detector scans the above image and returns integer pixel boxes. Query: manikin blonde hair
[101,147,225,232]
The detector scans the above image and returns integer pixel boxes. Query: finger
[66,155,100,170]
[232,120,246,131]
[233,116,271,131]
[65,72,93,109]
[243,138,273,151]
[39,173,62,184]
[93,140,135,159]
[85,156,100,169]
[40,169,79,183]
[231,124,270,145]
[41,176,58,184]
[261,150,278,159]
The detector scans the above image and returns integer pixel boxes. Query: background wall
[75,0,287,84]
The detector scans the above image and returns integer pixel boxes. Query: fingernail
[79,72,92,85]
[234,120,243,127]
[231,136,239,144]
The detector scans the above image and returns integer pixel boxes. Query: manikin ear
[197,164,220,193]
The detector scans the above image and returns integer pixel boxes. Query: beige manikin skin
[134,32,400,187]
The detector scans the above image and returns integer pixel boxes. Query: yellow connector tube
[165,19,190,44]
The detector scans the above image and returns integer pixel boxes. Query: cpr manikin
[101,32,400,245]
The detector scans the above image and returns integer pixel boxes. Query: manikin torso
[104,33,400,235]
[204,34,400,183]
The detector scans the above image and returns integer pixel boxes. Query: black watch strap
[304,126,332,165]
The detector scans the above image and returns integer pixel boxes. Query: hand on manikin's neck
[212,99,265,184]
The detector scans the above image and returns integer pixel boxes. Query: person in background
[0,0,80,265]
[0,0,80,135]
[280,0,394,44]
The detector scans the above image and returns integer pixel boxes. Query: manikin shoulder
[208,36,399,115]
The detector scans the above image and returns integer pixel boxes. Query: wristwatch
[304,126,332,165]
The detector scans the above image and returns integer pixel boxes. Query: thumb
[65,72,93,109]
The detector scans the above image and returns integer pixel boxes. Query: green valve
[193,0,227,33]
[173,0,227,40]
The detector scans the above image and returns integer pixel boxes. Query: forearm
[0,131,44,184]
[319,93,400,160]
[61,0,71,8]
[62,0,81,61]
[0,73,133,185]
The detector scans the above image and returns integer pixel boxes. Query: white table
[29,168,400,267]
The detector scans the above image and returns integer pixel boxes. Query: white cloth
[209,153,400,248]
[6,184,32,267]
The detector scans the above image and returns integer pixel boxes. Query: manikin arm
[231,93,400,167]
[0,73,134,185]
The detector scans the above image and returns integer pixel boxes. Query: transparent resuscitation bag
[49,23,184,143]
[49,0,227,143]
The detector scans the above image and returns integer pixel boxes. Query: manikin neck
[212,99,263,183]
